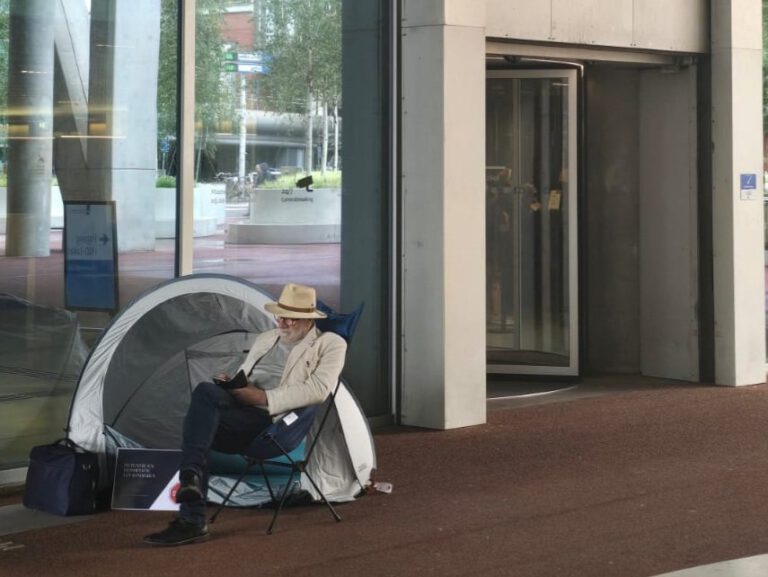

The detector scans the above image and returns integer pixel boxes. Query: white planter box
[226,187,341,244]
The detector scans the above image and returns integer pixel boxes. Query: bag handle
[55,438,88,453]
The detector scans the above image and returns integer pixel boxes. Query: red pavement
[3,379,768,577]
[0,231,342,312]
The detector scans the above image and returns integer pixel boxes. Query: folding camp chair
[209,379,344,534]
[209,300,363,533]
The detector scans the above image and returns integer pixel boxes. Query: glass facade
[190,1,342,306]
[0,0,391,473]
[0,0,179,471]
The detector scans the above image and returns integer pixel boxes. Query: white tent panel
[335,381,377,486]
[303,381,377,502]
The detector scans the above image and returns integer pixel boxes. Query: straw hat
[265,283,327,319]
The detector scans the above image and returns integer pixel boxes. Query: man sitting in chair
[144,282,347,546]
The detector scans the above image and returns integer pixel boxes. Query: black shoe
[143,517,209,546]
[176,469,204,503]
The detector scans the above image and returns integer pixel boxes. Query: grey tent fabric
[108,331,260,449]
[102,292,273,446]
[69,275,275,455]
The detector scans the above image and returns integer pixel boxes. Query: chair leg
[266,470,297,535]
[303,471,342,523]
[209,461,254,524]
[259,462,277,502]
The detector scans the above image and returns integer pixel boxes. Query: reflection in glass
[486,76,571,367]
[0,0,390,472]
[0,0,178,469]
[192,1,342,308]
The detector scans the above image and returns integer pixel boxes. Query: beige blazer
[237,327,347,416]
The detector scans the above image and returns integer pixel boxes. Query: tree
[258,0,341,172]
[0,0,8,112]
[157,0,236,180]
[0,0,9,161]
[763,0,768,181]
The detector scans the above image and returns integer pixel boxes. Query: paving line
[0,540,25,552]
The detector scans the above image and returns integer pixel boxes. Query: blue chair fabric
[208,384,342,534]
[315,301,364,343]
[244,404,319,461]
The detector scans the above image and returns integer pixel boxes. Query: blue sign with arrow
[64,201,119,311]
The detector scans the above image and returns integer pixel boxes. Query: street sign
[223,62,266,74]
[225,51,262,62]
[223,51,268,73]
[237,52,262,62]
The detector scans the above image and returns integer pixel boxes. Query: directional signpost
[223,50,269,180]
[64,201,119,311]
[223,51,268,74]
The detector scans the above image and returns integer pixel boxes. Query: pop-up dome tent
[66,274,375,504]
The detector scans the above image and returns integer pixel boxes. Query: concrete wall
[485,0,707,53]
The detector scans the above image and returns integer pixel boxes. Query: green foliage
[764,0,768,133]
[157,0,179,141]
[258,0,342,113]
[156,174,177,188]
[0,0,8,117]
[157,0,236,166]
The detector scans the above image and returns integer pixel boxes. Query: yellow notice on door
[548,190,562,211]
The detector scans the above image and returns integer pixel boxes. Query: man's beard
[279,326,304,343]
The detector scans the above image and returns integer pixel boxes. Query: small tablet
[213,369,248,390]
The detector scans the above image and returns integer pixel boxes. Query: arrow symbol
[99,234,109,245]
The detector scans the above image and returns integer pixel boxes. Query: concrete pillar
[400,0,486,428]
[5,0,55,257]
[710,0,765,385]
[88,0,161,252]
[52,0,92,202]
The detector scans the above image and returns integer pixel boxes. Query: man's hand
[230,386,268,407]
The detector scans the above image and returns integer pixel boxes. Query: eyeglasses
[275,316,298,326]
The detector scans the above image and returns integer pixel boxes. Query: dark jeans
[179,382,273,524]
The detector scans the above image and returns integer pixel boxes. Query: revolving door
[486,69,578,375]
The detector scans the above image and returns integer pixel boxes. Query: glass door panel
[486,70,578,375]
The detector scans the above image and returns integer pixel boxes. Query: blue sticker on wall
[739,173,758,200]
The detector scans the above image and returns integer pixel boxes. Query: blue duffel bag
[23,438,99,516]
